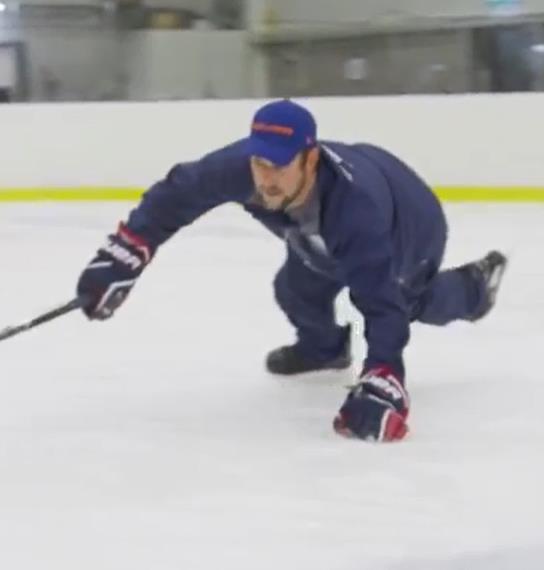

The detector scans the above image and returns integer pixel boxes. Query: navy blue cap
[246,99,317,166]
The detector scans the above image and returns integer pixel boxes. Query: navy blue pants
[273,245,486,362]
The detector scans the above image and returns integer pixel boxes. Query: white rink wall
[0,93,541,189]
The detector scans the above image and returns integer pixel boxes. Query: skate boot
[266,325,352,375]
[465,250,508,321]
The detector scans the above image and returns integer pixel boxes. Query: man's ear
[308,146,320,170]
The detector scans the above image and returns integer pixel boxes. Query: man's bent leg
[415,251,507,325]
[269,248,349,373]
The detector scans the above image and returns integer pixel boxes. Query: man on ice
[76,99,507,442]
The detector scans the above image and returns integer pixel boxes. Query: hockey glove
[333,366,409,442]
[77,223,153,320]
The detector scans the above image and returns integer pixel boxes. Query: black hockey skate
[266,326,352,375]
[465,250,508,321]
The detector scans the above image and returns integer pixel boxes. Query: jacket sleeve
[125,148,252,249]
[330,195,410,381]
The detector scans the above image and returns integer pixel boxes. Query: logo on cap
[252,122,294,137]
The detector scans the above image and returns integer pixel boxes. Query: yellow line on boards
[0,187,544,202]
[434,187,544,202]
[0,188,144,201]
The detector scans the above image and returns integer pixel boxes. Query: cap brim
[244,136,298,167]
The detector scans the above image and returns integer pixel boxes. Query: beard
[259,172,307,211]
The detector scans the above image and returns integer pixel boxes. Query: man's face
[250,152,310,211]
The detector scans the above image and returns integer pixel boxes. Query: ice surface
[0,202,542,570]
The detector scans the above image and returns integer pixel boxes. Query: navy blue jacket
[126,140,447,380]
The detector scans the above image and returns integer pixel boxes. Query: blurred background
[1,0,544,103]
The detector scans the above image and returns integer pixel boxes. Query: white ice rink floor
[0,202,543,570]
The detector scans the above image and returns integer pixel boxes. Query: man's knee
[273,265,292,313]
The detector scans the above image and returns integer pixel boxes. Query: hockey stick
[0,297,84,343]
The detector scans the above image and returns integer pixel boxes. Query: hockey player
[76,99,507,442]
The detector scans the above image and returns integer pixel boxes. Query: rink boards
[0,93,542,201]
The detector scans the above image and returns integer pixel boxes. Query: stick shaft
[0,298,82,343]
